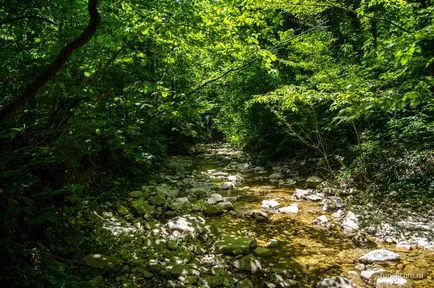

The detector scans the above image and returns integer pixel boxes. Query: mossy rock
[215,236,257,255]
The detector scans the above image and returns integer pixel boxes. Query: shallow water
[192,148,434,287]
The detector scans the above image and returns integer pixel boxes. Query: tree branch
[0,0,101,122]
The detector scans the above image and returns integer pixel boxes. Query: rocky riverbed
[87,144,433,287]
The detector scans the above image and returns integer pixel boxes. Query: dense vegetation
[1,0,433,286]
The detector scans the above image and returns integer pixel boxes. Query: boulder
[215,236,257,255]
[305,193,325,201]
[293,188,312,199]
[316,276,356,288]
[359,249,400,263]
[314,215,329,226]
[278,204,299,214]
[322,196,345,211]
[269,172,284,180]
[203,204,225,216]
[332,209,345,219]
[232,254,262,273]
[237,163,250,173]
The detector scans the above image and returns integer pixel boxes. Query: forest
[1,0,433,287]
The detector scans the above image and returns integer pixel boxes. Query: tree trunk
[0,0,101,122]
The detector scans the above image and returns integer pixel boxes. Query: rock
[155,184,179,198]
[237,278,254,288]
[237,163,250,173]
[314,215,329,225]
[130,199,154,214]
[347,271,358,279]
[207,193,224,204]
[293,188,312,199]
[253,166,265,173]
[219,182,235,190]
[249,210,269,221]
[316,276,355,288]
[332,209,345,219]
[84,254,121,269]
[232,254,262,273]
[354,263,365,271]
[216,201,234,211]
[269,172,284,180]
[376,275,413,288]
[306,176,323,187]
[117,205,130,216]
[143,270,153,278]
[322,196,345,211]
[359,249,400,263]
[254,247,272,257]
[285,178,297,186]
[360,267,385,283]
[278,204,299,214]
[215,235,257,255]
[171,197,190,210]
[166,215,206,236]
[267,239,279,248]
[305,193,325,201]
[203,204,224,216]
[341,211,359,232]
[261,199,280,209]
[228,175,238,182]
[395,243,412,252]
[129,191,145,198]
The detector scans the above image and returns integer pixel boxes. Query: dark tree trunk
[0,0,101,122]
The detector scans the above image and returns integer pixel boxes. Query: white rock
[316,276,356,288]
[360,267,385,283]
[237,163,250,173]
[227,175,237,182]
[305,193,325,201]
[166,215,205,237]
[207,193,224,204]
[354,263,365,271]
[359,249,400,263]
[278,204,299,214]
[376,275,413,288]
[293,188,311,199]
[314,215,329,225]
[342,211,360,232]
[332,209,345,219]
[261,199,280,209]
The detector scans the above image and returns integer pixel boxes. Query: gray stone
[305,193,325,201]
[360,267,385,283]
[215,236,257,255]
[314,215,329,226]
[216,201,234,211]
[232,254,262,273]
[219,182,235,190]
[269,172,284,180]
[293,188,312,199]
[203,204,224,216]
[322,196,345,211]
[316,276,356,288]
[207,193,224,204]
[250,210,268,221]
[332,209,345,219]
[359,249,400,263]
[237,163,250,173]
